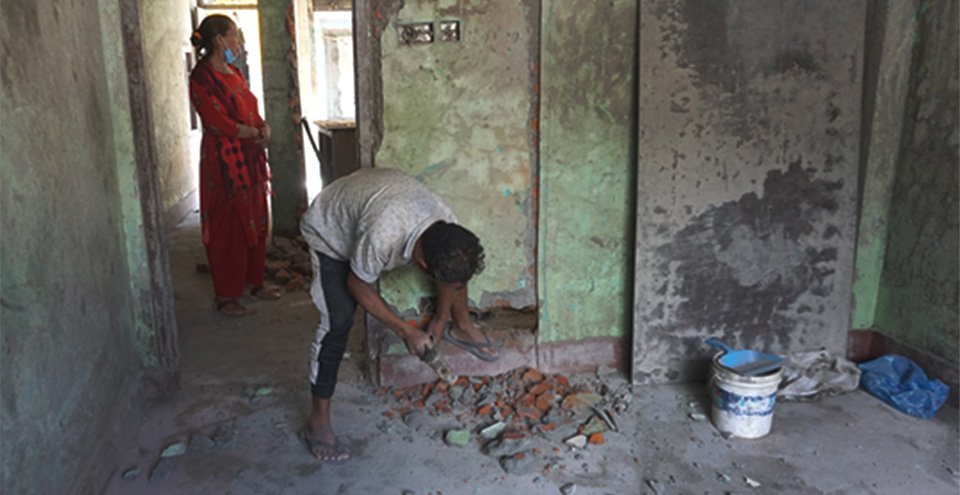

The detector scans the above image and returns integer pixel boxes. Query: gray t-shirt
[299,168,457,283]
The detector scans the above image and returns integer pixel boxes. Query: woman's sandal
[215,298,256,317]
[250,285,283,301]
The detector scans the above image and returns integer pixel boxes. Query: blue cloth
[858,355,949,419]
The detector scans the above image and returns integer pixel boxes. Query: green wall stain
[538,0,637,343]
[376,0,537,314]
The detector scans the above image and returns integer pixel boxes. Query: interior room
[1,0,957,494]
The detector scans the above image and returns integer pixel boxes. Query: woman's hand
[254,123,271,146]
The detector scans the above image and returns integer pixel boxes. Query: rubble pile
[377,366,632,474]
[264,235,312,292]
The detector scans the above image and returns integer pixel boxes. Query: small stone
[444,428,472,447]
[689,412,707,421]
[189,434,215,451]
[448,385,464,402]
[560,393,602,412]
[479,421,507,440]
[160,442,187,458]
[254,386,273,396]
[564,434,587,449]
[716,472,731,482]
[402,490,415,495]
[645,478,664,494]
[581,415,607,436]
[148,459,173,483]
[121,467,140,480]
[560,482,577,495]
[744,476,761,488]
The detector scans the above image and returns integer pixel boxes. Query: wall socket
[397,22,434,45]
[439,20,461,42]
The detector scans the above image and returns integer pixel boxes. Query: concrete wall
[374,0,539,313]
[633,0,865,383]
[538,1,637,344]
[874,0,959,364]
[141,0,195,222]
[852,0,920,330]
[1,1,143,493]
[261,0,309,234]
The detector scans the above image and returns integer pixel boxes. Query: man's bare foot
[300,425,350,462]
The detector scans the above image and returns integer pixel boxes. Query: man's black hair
[420,221,485,285]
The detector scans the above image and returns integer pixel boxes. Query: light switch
[397,22,433,45]
[439,20,460,42]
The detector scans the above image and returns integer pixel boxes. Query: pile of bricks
[378,366,631,473]
[264,235,312,292]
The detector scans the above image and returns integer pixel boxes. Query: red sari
[189,59,271,298]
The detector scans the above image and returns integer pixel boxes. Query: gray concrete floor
[104,214,960,495]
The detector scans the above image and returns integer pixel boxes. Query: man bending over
[299,167,496,461]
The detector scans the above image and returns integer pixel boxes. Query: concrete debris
[160,442,186,458]
[121,467,140,480]
[559,482,577,494]
[148,459,173,483]
[444,428,472,447]
[689,412,707,421]
[379,366,624,463]
[744,476,761,488]
[716,472,731,482]
[480,421,507,440]
[581,415,608,436]
[564,434,587,449]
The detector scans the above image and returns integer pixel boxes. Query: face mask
[224,48,237,64]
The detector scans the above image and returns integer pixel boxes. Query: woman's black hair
[190,14,235,56]
[420,221,485,285]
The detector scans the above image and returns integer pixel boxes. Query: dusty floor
[104,214,960,495]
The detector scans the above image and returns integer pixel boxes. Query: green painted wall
[853,0,922,330]
[538,0,637,343]
[376,0,539,313]
[142,0,195,215]
[1,1,143,493]
[874,0,959,364]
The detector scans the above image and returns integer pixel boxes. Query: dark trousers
[311,252,357,398]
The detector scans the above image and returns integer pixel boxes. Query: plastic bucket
[710,355,783,439]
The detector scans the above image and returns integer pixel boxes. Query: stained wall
[1,1,145,492]
[633,0,865,382]
[874,0,959,364]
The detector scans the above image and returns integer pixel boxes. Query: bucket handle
[704,338,734,354]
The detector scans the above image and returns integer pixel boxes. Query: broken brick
[477,405,493,416]
[555,375,570,388]
[587,433,605,445]
[535,392,555,413]
[521,368,543,382]
[516,405,541,421]
[527,382,552,396]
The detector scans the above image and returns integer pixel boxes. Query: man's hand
[401,327,434,357]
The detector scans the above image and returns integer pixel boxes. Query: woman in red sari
[189,15,280,316]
